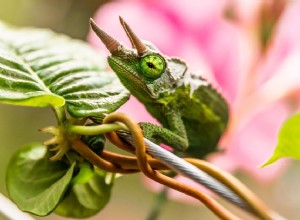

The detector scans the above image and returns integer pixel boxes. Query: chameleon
[90,17,229,158]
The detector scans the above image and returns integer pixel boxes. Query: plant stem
[69,123,128,135]
[186,159,272,220]
[103,112,241,220]
[72,140,137,174]
[52,106,66,124]
[146,172,177,220]
[146,188,168,220]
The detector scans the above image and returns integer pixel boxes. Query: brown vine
[71,112,274,220]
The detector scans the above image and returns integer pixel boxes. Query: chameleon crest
[90,17,229,158]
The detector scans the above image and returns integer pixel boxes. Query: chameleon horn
[119,16,147,56]
[89,18,121,54]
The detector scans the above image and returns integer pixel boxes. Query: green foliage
[0,22,129,118]
[0,21,128,218]
[6,143,114,218]
[6,143,75,216]
[55,163,114,218]
[263,113,300,166]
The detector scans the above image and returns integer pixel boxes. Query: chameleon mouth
[108,57,157,98]
[108,56,141,82]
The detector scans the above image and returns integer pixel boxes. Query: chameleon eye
[140,54,166,80]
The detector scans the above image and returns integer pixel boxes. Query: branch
[70,112,286,220]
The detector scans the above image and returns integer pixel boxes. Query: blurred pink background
[88,0,299,185]
[1,0,300,219]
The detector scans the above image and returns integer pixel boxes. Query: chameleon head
[90,17,188,102]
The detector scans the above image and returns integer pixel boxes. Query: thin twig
[72,140,138,174]
[186,159,272,219]
[103,112,242,220]
[70,112,284,220]
[100,141,274,220]
[100,150,166,170]
[69,123,128,135]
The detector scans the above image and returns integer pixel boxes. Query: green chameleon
[90,17,229,158]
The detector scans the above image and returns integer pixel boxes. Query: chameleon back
[154,75,229,158]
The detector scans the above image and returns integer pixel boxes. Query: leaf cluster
[0,21,129,217]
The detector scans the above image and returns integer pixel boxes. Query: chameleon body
[90,18,229,158]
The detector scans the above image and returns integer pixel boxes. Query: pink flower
[88,0,300,201]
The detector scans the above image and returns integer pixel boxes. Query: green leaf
[55,162,114,218]
[6,143,75,216]
[262,113,300,167]
[0,22,129,117]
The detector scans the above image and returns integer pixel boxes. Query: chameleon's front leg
[139,107,189,152]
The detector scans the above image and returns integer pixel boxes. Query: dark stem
[146,188,168,220]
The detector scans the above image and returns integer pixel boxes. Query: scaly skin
[90,18,229,158]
